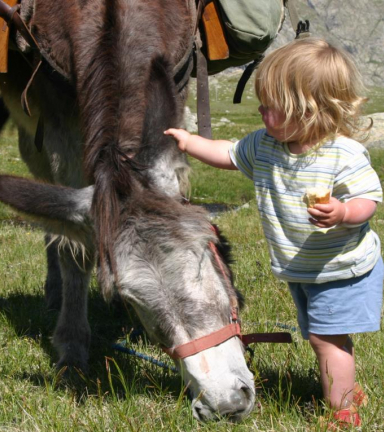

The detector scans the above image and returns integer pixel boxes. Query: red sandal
[326,405,361,431]
[353,382,368,407]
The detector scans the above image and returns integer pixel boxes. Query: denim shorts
[288,257,384,339]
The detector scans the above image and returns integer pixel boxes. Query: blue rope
[112,342,178,373]
[244,321,298,333]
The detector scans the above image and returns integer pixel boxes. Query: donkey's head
[112,189,255,421]
[0,175,255,421]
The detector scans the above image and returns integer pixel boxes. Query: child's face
[258,105,299,143]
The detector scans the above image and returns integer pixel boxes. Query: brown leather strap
[163,322,242,360]
[195,35,212,139]
[0,0,19,25]
[242,332,292,345]
[21,58,42,116]
[194,0,212,139]
[194,0,206,34]
[0,0,39,50]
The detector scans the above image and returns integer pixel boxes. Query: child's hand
[164,128,191,152]
[307,197,346,228]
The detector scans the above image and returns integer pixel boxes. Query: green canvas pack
[200,0,284,75]
[191,0,309,138]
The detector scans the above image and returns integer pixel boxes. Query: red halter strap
[162,308,241,360]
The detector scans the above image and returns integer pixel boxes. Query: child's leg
[289,257,383,411]
[309,333,355,409]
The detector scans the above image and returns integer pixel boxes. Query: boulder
[363,113,384,150]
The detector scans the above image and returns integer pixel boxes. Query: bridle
[162,228,292,361]
[163,306,242,360]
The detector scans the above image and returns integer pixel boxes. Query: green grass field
[0,80,383,431]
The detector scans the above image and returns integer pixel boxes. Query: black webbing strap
[173,38,194,93]
[295,19,310,38]
[233,56,263,104]
[285,0,311,39]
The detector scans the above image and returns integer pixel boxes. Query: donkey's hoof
[56,358,89,377]
[55,363,89,387]
[54,341,90,375]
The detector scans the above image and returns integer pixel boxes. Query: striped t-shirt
[229,129,382,283]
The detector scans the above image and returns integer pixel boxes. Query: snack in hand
[303,187,330,208]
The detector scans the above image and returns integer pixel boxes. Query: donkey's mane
[115,189,241,308]
[76,0,186,283]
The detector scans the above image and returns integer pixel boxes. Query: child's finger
[308,208,325,218]
[312,203,333,213]
[164,129,175,135]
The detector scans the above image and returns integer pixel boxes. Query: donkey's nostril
[192,402,215,422]
[185,387,193,401]
[230,386,250,408]
[194,406,202,419]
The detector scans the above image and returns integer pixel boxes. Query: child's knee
[308,333,350,353]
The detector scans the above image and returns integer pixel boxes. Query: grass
[0,77,383,431]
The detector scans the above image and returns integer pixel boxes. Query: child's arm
[308,197,377,228]
[164,128,237,170]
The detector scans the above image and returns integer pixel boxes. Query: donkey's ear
[0,175,94,243]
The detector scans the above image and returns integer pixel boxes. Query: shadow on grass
[251,363,322,415]
[0,289,322,409]
[0,288,185,402]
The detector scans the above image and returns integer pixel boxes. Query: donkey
[0,0,255,422]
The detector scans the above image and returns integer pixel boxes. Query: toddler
[165,37,383,429]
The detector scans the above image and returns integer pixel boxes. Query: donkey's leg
[53,243,95,372]
[17,127,64,310]
[44,235,63,311]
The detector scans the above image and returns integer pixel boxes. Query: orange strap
[201,1,228,61]
[0,0,18,73]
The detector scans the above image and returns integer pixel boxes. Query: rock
[363,113,384,149]
[270,0,384,87]
[183,106,198,133]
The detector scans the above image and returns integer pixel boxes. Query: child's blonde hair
[255,37,370,145]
